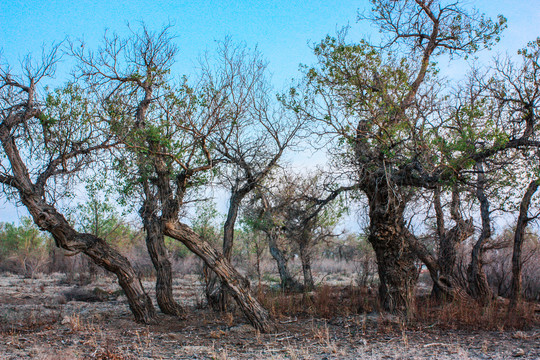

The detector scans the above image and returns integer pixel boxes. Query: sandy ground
[0,272,538,359]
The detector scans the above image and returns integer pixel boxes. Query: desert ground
[0,272,538,360]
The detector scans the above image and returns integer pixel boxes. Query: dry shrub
[416,296,539,330]
[92,346,134,360]
[257,284,377,319]
[171,255,203,275]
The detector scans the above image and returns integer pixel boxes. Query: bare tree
[204,40,303,308]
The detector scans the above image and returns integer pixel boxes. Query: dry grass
[1,273,538,359]
[257,284,377,319]
[257,284,539,332]
[415,296,539,330]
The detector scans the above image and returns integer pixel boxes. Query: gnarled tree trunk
[25,194,156,323]
[163,220,275,333]
[467,163,493,304]
[141,195,185,317]
[367,189,418,316]
[0,123,156,324]
[267,232,303,291]
[509,179,539,309]
[206,189,249,310]
[430,187,473,301]
[298,237,314,291]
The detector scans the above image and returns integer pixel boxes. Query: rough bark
[24,196,156,323]
[430,187,474,300]
[0,124,156,324]
[140,195,185,317]
[223,192,244,260]
[467,163,493,304]
[163,220,275,333]
[509,179,539,308]
[367,190,418,316]
[267,233,303,291]
[298,236,314,291]
[207,190,245,311]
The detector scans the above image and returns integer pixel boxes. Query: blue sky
[1,0,539,223]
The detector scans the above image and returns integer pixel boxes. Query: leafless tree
[203,40,304,308]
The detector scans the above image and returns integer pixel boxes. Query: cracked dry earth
[0,273,538,359]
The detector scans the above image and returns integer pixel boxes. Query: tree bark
[163,220,275,333]
[430,187,473,301]
[25,194,156,323]
[267,232,303,291]
[141,196,185,317]
[509,179,539,308]
[370,221,418,316]
[0,124,156,324]
[207,189,250,310]
[298,237,314,291]
[366,188,418,317]
[467,163,493,304]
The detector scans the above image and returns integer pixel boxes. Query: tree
[0,47,156,323]
[489,38,540,308]
[245,190,304,291]
[509,179,539,308]
[71,26,275,332]
[248,169,350,291]
[205,40,303,308]
[286,0,506,315]
[70,25,187,316]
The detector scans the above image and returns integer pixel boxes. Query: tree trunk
[141,197,185,317]
[0,125,156,324]
[430,187,473,301]
[207,189,249,310]
[163,220,275,333]
[223,193,242,260]
[24,194,156,323]
[509,179,539,309]
[407,228,469,302]
[298,240,314,291]
[367,191,418,317]
[267,232,303,291]
[467,162,493,304]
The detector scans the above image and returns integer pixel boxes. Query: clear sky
[1,0,539,224]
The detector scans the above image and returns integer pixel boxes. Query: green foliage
[0,217,50,258]
[191,201,222,245]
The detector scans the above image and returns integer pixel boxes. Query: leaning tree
[205,47,303,307]
[0,47,156,323]
[71,27,275,332]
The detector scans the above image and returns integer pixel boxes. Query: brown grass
[258,284,377,319]
[415,296,539,330]
[257,285,539,331]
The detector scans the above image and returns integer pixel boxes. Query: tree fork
[141,200,185,317]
